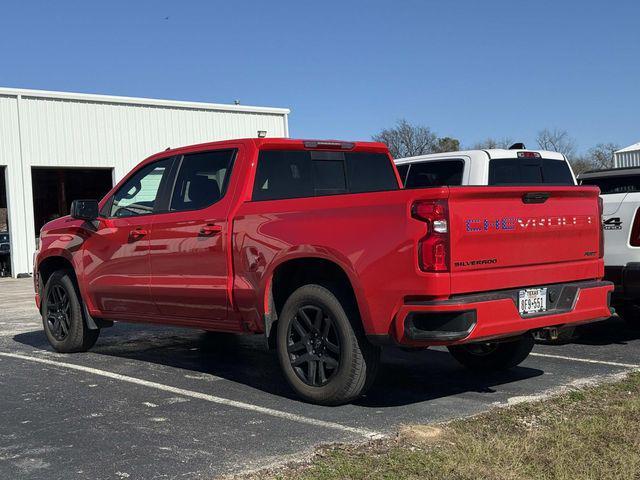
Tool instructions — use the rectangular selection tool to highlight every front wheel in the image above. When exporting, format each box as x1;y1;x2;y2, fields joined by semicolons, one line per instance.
447;334;534;372
276;284;380;405
42;270;100;353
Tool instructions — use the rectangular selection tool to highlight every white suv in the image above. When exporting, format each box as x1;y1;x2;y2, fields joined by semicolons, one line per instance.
578;167;640;326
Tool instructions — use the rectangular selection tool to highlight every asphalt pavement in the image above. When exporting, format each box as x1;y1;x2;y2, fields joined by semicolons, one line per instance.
1;277;639;479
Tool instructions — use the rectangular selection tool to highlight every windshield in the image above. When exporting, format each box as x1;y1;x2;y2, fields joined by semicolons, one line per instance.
489;158;574;185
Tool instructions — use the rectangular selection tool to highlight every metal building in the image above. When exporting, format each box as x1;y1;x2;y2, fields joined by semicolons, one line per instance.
614;142;640;167
0;87;290;277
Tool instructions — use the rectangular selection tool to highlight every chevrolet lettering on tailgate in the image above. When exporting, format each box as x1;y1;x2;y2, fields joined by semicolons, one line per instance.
465;216;594;232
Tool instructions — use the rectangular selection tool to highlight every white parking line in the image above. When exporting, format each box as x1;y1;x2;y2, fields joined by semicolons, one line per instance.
0;351;383;440
530;352;640;369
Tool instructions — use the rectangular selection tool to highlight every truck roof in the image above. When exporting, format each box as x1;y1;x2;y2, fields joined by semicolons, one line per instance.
577;166;640;179
394;148;566;165
159;138;388;157
138;138;390;168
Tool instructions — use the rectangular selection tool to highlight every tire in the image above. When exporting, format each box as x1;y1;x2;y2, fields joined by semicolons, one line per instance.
447;334;534;372
276;284;380;405
42;270;100;353
617;302;640;328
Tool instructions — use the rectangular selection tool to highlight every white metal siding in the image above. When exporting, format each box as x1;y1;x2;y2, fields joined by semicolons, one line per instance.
0;95;31;275
0;88;289;277
615;150;640;168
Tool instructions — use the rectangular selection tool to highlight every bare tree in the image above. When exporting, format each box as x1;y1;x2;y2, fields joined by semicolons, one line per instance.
471;137;514;150
536;128;576;159
567;155;594;175
372;119;438;158
585;143;619;169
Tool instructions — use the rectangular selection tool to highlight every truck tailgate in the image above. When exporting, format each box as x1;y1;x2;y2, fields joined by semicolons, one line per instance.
447;186;602;294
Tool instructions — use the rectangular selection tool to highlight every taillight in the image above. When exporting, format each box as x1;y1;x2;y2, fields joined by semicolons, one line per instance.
630;206;640;247
412;199;449;272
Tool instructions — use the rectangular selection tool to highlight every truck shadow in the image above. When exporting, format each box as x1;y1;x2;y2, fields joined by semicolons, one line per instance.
13;324;545;407
563;315;640;346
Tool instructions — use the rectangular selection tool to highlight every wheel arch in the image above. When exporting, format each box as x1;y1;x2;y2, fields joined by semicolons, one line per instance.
36;254;105;330
264;254;371;349
38;254;77;292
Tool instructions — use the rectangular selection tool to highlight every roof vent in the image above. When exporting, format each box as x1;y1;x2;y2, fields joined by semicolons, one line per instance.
509;143;526;150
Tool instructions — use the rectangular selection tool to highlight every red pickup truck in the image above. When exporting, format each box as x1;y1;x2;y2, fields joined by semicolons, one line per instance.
34;138;613;404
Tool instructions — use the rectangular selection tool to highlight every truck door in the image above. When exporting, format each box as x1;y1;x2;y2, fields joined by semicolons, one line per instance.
82;157;174;315
148;148;237;327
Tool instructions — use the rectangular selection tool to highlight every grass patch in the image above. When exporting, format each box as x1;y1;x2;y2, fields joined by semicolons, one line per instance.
246;372;640;480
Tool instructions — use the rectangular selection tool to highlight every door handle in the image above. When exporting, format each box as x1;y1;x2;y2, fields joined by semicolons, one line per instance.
199;224;222;236
128;228;148;240
522;192;550;204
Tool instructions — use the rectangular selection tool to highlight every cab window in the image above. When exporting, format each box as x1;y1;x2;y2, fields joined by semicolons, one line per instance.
109;158;172;218
489;158;574;185
404;160;464;188
169;150;236;212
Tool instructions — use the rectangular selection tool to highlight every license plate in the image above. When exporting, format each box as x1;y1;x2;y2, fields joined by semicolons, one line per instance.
518;287;547;315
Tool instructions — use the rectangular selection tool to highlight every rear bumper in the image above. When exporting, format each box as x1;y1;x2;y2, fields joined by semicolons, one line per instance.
389;280;613;346
605;264;640;302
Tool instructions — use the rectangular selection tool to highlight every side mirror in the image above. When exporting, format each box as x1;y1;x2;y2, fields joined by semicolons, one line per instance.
70;199;99;221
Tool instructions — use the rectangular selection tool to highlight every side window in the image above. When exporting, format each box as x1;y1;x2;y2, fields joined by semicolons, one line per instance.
170;150;235;212
405;160;464;188
395;164;410;185
110;158;172;218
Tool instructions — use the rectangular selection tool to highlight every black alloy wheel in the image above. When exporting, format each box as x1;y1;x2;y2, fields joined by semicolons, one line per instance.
46;284;71;341
42;270;100;353
287;304;341;386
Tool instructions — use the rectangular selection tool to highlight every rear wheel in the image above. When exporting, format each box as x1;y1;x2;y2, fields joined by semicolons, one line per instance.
276;284;380;405
447;334;534;372
617;301;640;329
42;270;99;353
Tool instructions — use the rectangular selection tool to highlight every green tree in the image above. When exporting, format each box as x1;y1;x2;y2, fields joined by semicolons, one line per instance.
433;137;460;153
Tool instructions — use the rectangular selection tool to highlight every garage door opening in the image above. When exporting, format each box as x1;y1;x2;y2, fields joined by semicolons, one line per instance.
0;167;9;277
31;168;113;234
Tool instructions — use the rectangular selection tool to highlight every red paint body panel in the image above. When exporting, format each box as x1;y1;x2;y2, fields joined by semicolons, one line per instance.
394;283;612;346
34;138;611;347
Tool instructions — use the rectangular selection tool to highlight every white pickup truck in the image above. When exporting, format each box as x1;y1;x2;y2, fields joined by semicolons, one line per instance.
395;145;576;188
578;167;640;326
395;145;584;341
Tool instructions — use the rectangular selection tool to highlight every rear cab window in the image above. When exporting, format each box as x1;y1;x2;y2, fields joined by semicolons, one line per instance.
402;160;464;188
252;149;398;201
580;175;640;194
489;158;574;185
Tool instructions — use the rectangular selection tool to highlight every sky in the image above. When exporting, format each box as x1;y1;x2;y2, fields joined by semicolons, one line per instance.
1;0;639;153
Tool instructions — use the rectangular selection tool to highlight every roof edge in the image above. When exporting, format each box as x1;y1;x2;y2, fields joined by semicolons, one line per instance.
0;86;290;115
